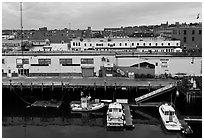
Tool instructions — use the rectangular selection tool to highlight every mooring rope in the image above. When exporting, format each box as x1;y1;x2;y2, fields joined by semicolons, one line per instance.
10;86;32;105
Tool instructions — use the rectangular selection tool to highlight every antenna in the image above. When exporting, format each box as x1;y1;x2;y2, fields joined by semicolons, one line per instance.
20;2;24;76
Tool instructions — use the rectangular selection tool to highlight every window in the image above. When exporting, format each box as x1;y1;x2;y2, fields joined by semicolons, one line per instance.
132;43;134;46
2;59;5;64
155;43;158;46
149;43;151;46
137;43;139;46
81;58;94;64
125;43;127;46
59;58;72;64
161;61;168;68
101;57;106;62
199;30;201;35
143;43;145;46
192;30;195;34
184;30;187;35
176;43;179;46
84;43;86;46
108;43;110;46
184;37;187;43
155;62;158;66
119;43;122;46
90;43;92;46
22;59;29;64
38;59;51;65
78;42;80;46
192;37;195;41
8;70;11;73
168;43;170;46
161;43;164;46
73;42;75;46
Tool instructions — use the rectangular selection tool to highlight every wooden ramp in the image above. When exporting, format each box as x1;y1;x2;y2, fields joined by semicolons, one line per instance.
135;84;175;104
31;100;63;108
122;104;134;129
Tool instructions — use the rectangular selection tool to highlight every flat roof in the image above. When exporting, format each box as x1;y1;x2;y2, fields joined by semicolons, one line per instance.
71;37;180;42
109;102;122;109
161;104;175;112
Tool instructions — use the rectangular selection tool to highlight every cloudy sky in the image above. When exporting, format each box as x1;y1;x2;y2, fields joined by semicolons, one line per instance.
2;2;202;30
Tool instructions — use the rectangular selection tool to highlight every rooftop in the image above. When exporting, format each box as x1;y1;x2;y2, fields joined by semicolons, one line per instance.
71;37;179;42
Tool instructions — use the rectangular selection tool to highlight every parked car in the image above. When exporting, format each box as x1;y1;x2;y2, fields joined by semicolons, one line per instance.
171;73;189;79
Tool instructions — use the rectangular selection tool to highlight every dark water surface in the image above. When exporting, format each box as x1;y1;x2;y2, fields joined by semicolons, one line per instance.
2;87;202;138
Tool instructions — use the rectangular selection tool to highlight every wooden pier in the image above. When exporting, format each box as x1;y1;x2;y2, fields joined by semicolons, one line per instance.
184;116;202;122
122;104;134;129
2;77;177;88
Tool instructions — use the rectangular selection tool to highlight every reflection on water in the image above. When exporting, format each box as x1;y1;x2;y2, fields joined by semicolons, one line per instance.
2;105;187;138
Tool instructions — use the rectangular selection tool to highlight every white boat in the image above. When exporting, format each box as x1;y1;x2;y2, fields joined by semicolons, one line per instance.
159;103;182;131
107;102;125;127
70;96;105;112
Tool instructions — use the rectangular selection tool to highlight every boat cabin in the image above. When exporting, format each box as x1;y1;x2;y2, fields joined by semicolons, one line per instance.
107;102;123;118
160;104;175;116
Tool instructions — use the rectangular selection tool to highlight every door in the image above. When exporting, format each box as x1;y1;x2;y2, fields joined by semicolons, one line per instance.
82;67;94;77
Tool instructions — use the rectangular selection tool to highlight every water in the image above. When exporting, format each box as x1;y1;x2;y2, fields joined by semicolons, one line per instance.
2;87;202;138
3;104;201;138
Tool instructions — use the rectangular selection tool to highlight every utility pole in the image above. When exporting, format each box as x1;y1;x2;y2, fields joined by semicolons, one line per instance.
20;2;24;76
20;2;23;51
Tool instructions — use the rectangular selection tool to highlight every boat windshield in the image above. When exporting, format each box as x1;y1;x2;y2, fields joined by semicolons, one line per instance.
109;108;121;112
169;111;175;115
164;111;175;115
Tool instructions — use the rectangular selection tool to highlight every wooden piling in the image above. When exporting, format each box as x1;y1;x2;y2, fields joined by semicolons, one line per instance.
9;81;12;91
20;83;23;92
94;82;96;91
41;83;44;99
51;83;54;91
30;83;33;92
104;81;106;92
61;82;64;92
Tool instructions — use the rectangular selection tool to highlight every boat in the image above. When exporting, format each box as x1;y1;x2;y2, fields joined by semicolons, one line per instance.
70;96;105;112
159;103;182;131
106;102;125;127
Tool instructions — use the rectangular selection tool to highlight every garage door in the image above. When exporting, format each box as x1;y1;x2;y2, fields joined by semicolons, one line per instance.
82;67;94;77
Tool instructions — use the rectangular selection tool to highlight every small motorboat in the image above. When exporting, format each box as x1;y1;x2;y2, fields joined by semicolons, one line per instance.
70;96;105;112
159;103;182;131
106;102;125;127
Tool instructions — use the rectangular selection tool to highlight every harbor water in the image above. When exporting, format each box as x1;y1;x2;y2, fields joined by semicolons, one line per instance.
2;85;202;138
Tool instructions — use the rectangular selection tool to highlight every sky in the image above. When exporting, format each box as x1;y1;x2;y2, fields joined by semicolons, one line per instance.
2;1;202;30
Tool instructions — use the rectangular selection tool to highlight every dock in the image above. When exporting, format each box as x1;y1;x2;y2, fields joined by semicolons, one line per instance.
30;100;63;108
122;104;134;129
184;116;202;122
2;77;176;88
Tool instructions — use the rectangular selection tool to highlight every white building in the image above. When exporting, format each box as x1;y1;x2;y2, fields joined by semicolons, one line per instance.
70;37;181;53
2;52;201;77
